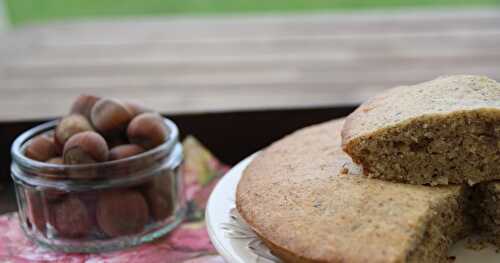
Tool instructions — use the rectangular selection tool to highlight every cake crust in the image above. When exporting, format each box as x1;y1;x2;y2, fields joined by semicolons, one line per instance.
236;119;471;263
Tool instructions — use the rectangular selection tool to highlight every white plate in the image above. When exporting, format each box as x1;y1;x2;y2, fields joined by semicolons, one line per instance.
206;153;500;263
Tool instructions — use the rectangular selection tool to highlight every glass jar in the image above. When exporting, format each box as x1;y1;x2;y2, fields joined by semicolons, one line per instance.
10;118;186;253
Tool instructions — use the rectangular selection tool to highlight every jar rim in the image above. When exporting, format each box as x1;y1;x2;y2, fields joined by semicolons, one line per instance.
11;117;181;189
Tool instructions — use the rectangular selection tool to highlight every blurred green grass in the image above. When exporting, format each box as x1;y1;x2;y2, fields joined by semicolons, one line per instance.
6;0;500;25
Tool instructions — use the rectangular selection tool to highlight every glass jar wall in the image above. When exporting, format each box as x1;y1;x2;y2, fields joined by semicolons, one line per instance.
11;119;186;253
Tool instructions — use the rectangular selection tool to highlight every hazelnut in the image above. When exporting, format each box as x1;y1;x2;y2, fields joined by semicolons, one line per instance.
123;102;150;117
91;99;134;135
145;188;173;221
127;113;169;150
25;134;58;162
46;157;63;165
78;192;99;227
25;189;47;232
142;174;174;221
46;132;63;155
55;114;93;147
42;157;71;180
109;144;145;161
70;94;100;120
42;187;67;202
50;196;91;238
96;190;149;237
63;131;109;164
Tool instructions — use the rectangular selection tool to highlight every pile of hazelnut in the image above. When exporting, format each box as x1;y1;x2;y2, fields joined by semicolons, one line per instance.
22;95;175;240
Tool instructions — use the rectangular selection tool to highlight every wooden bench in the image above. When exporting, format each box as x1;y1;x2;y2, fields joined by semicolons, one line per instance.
0;9;499;212
0;9;499;122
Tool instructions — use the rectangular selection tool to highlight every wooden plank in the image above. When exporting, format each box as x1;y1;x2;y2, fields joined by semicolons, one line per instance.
9;10;500;42
2;56;499;83
0;9;499;121
3;47;499;79
5;30;500;63
2;10;499;56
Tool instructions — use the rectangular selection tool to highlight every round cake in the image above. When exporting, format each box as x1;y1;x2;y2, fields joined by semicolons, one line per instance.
236;119;472;263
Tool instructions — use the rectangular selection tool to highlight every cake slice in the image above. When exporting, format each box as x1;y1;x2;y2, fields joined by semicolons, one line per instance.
237;119;473;263
342;75;500;185
473;181;500;246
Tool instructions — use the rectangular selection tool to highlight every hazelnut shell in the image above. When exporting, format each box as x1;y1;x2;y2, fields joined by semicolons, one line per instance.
96;190;149;237
127;113;169;150
25;189;47;232
47;132;63;156
55;114;93;147
109;144;145;161
50;196;91;238
145;188;173;221
91;99;134;135
142;174;174;220
70;95;100;120
46;157;63;165
42;188;67;202
123;102;150;117
63;131;109;164
25;134;58;162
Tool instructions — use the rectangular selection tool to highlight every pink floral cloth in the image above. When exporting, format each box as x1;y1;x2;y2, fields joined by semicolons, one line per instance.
0;136;228;263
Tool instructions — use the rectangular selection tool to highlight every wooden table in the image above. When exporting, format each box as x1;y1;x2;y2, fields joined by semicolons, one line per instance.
0;8;499;122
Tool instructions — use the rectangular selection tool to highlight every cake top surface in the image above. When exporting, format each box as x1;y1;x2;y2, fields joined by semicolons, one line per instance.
236;119;464;262
342;75;500;143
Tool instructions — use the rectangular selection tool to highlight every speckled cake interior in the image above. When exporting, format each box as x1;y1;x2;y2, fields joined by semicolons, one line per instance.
342;75;500;186
344;110;500;185
473;181;500;247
